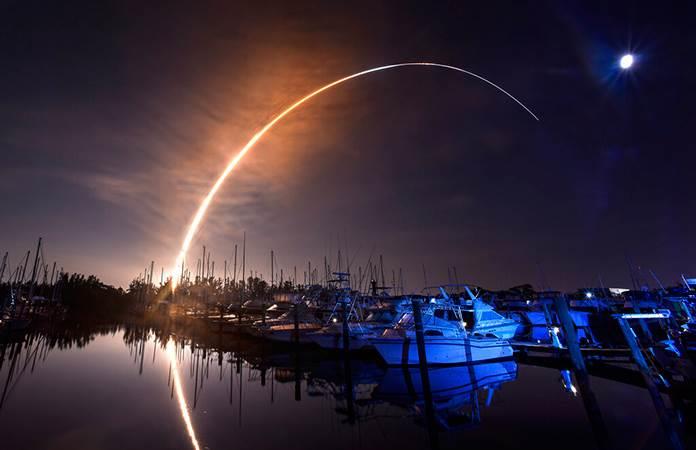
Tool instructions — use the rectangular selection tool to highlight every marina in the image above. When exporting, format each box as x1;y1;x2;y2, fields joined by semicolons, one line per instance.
1;241;695;449
2;2;695;448
0;317;693;450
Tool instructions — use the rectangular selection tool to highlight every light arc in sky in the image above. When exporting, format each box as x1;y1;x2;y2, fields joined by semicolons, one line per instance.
172;62;539;285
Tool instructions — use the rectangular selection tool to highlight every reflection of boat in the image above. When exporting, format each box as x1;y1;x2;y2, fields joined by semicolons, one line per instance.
374;360;518;429
0;317;31;333
371;302;513;365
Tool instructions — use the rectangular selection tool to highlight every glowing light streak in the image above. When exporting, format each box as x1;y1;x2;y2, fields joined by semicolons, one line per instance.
171;62;539;285
167;342;201;450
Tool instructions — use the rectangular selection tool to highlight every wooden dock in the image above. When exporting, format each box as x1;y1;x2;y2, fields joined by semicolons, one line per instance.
511;340;632;361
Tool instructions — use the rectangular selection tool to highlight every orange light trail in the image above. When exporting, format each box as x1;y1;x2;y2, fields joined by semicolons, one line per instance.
167;342;201;450
171;62;538;285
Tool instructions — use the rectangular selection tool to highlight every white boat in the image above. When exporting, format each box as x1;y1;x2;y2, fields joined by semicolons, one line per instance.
251;303;323;343
370;302;513;365
308;322;384;350
308;298;412;350
257;322;324;343
461;299;520;339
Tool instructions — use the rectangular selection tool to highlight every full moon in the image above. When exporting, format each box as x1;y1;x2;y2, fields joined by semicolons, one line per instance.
619;53;634;69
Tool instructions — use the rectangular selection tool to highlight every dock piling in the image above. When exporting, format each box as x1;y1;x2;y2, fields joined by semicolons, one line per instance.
616;316;683;450
554;295;610;449
342;300;350;352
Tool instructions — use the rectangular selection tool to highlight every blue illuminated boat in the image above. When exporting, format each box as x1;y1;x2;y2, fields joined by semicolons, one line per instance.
461;298;521;339
370;302;513;365
307;296;413;350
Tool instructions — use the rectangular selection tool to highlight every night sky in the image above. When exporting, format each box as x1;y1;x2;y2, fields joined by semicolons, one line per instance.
1;1;695;291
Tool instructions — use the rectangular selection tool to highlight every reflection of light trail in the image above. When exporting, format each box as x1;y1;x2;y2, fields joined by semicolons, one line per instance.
171;62;539;285
167;342;201;450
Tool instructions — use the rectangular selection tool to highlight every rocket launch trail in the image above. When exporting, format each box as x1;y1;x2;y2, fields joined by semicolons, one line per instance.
171;62;539;285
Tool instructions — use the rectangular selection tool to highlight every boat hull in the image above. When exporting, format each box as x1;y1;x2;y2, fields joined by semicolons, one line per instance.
473;322;520;339
370;336;512;366
307;331;373;350
254;324;323;344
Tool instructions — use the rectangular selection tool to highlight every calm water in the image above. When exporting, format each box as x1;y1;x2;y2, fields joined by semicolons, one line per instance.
0;323;691;450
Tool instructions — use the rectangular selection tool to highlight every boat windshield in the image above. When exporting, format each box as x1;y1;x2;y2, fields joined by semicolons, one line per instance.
365;309;395;323
460;310;474;327
396;313;414;327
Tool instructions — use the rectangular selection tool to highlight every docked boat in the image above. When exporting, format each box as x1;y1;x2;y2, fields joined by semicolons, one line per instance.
438;285;521;339
370;301;513;365
461;298;521;339
307;297;412;350
251;302;323;343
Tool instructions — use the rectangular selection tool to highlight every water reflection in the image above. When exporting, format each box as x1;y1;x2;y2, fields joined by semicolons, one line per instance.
167;341;201;450
375;361;517;430
0;321;692;450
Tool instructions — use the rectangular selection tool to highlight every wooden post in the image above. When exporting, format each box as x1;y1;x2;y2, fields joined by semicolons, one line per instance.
411;299;428;367
342;301;350;352
553;295;585;372
341;292;356;425
617;318;683;450
411;298;438;448
554;295;609;449
293;303;300;345
541;301;562;349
